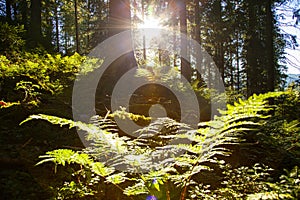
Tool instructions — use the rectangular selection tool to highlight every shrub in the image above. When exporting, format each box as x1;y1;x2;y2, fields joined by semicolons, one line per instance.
0;53;85;105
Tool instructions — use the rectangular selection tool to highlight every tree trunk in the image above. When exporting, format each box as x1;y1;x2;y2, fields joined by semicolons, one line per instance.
54;0;60;52
96;0;137;117
44;0;53;51
86;0;91;51
74;0;80;53
20;0;28;30
142;0;146;60
236;30;240;91
194;0;201;75
194;0;206;87
108;0;131;37
29;0;42;48
214;0;225;81
266;0;275;92
178;0;192;82
5;0;12;23
246;0;259;97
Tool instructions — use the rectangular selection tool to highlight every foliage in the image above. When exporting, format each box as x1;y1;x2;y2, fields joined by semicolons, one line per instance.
0;52;85;105
15;81;41;106
20;91;290;199
275;86;300;122
258;89;300;159
190;164;300;200
109;106;151;122
0;22;25;56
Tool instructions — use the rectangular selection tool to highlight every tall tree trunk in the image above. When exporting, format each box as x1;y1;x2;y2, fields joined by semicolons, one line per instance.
169;0;177;67
108;0;131;37
29;0;42;48
194;0;201;80
44;0;53;51
96;0;137;117
214;0;225;81
246;0;259;97
86;0;91;51
5;0;12;23
178;0;192;82
142;0;147;60
194;0;206;87
230;45;234;88
266;0;275;92
236;30;240;91
20;0;28;30
54;0;60;52
74;0;80;53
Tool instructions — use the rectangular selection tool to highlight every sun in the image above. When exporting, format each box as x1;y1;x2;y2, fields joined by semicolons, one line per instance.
138;17;163;29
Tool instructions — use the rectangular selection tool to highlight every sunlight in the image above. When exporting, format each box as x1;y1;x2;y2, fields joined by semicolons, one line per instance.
137;17;163;29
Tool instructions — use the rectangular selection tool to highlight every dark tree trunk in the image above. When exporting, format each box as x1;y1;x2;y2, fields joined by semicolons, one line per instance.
236;30;240;91
5;0;12;23
214;0;225;81
20;0;28;30
142;0;146;60
266;0;275;92
54;0;60;52
96;0;137;117
86;0;91;51
178;0;192;82
29;0;42;48
44;0;53;51
108;0;131;37
74;0;80;53
194;0;206;86
246;0;259;97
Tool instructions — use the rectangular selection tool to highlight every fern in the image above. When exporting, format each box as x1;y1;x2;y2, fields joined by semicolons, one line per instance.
21;91;287;199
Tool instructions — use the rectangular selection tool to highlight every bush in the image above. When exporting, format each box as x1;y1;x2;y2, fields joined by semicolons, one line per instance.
0;22;25;56
0;53;85;105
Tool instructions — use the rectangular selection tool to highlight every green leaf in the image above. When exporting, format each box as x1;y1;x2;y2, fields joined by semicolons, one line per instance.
106;173;127;184
90;162;114;177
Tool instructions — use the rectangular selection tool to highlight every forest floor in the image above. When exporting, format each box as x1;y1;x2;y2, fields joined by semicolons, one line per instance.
0;87;83;199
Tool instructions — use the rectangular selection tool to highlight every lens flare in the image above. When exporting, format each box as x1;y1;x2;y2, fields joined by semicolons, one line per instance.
138;17;162;29
146;195;157;200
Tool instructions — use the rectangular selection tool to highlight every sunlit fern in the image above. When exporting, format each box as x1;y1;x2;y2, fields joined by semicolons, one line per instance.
21;91;287;199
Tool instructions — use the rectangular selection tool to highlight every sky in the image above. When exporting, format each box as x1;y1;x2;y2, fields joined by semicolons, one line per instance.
276;0;300;74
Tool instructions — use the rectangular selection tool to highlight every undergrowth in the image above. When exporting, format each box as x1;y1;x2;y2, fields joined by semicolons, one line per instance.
20;91;300;199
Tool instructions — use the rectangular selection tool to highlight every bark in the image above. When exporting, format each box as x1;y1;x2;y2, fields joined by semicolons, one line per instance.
236;30;240;91
44;0;53;50
5;0;12;23
54;0;60;52
246;0;259;97
74;0;80;53
86;0;91;51
266;0;275;92
214;0;225;81
20;0;28;30
29;0;42;47
178;0;192;82
96;0;137;117
108;0;131;37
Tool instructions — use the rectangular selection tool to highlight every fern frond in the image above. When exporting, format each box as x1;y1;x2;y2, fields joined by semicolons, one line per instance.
36;149;92;166
89;115;119;134
26;91;288;199
123;180;149;196
36;149;115;178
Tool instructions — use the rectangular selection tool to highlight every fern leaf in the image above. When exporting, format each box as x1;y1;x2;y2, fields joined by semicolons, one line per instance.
90;162;114;177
